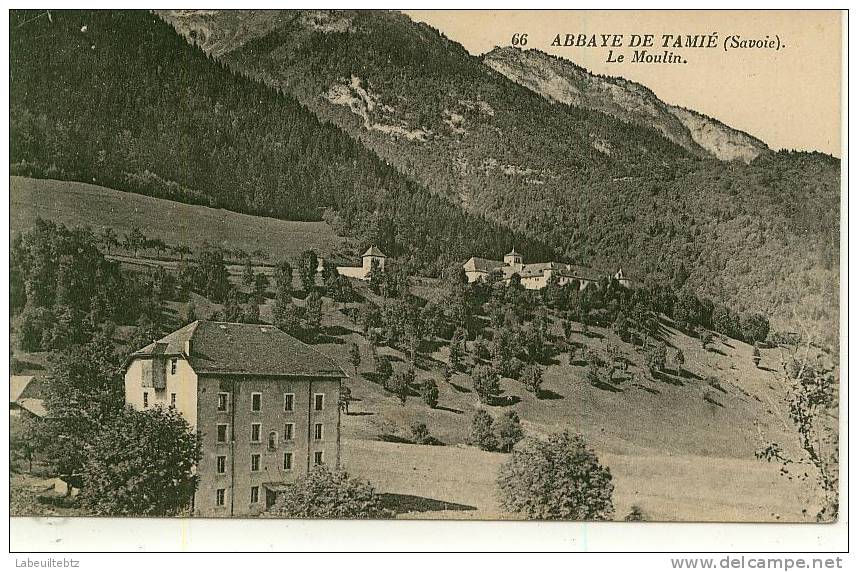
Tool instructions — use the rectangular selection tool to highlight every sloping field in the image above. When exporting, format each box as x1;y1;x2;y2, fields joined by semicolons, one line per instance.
341;439;812;522
10;177;342;258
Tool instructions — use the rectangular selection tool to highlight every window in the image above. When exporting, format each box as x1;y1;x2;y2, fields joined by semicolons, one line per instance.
283;452;293;470
216;489;225;507
314;423;323;441
283;393;295;412
251;392;261;412
170;393;177;407
314;393;325;411
217;392;229;412
268;431;277;451
216;455;226;474
143;391;149;408
217;424;228;443
314;451;324;466
251;423;261;443
251;454;260;472
170;358;177;375
284;423;295;441
250;486;259;504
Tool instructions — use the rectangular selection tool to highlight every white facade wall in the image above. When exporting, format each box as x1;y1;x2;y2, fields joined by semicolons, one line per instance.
336;266;369;280
124;357;199;429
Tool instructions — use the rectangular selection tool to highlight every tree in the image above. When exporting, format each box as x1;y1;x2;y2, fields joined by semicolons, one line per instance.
196;247;231;302
38;335;125;477
586;362;602;387
273;291;302;337
253;272;270;301
184;300;197;324
522;364;543;396
495;411;524;453
470;410;497;451
81;406;200;516
376;355;393;387
388;368;413;405
97;227;119;254
349;343;362;375
419;378;439;409
297;250;318;293
274;261;293;295
472;364;501;404
612;311;629;341
673;348;685;374
497;431;614;520
123;226;146;258
752;345;762;367
756;348;838;521
741;313;770;344
338;384;352;414
410;421;434;445
265;465;390;519
646;341;667;374
449;327;466;372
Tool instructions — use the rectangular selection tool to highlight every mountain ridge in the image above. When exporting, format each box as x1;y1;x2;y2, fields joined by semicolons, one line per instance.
482;46;770;163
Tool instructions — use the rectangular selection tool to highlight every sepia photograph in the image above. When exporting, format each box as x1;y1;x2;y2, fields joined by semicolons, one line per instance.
5;4;846;554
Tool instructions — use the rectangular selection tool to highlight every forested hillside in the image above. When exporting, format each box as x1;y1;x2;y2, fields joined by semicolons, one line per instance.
162;9;840;344
9;10;555;275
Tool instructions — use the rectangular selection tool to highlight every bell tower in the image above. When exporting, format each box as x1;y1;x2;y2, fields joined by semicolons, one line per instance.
504;248;523;272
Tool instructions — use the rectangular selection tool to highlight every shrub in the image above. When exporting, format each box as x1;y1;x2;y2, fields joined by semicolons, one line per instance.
419;378;439;408
624;504;646;521
497;431;614;520
470;409;497;451
265;465;391;518
521;364;543;395
472;364;501;404
495;411;524;453
410;421;434;445
388;369;413;405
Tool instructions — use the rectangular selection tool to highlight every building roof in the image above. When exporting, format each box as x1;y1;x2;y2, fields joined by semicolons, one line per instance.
128;321;346;379
505;248;520;257
464;256;504;273
362;246;386;258
10;375;37;402
16;398;47;418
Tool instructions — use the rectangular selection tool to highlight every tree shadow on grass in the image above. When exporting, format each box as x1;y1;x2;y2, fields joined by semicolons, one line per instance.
435;405;464;414
632;383;660;395
652;370;685;386
590;380;623;393
449;382;472;394
492;395;521;407
345;411;375;416
305;333;345;345
537;389;564;400
378;493;477;515
321;325;359;337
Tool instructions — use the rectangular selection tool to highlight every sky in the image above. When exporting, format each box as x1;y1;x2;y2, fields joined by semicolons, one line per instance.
405;10;842;156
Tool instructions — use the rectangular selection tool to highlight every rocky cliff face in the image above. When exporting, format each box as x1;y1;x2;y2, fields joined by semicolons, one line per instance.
483;46;769;163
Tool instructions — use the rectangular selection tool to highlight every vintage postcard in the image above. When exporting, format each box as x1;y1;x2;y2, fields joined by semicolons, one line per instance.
7;7;843;538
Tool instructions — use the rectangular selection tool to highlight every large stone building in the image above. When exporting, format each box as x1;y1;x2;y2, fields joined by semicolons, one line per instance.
463;249;630;290
336;245;386;280
123;321;347;517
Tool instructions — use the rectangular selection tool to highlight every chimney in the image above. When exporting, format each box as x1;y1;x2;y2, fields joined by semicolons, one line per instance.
184;339;192;356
